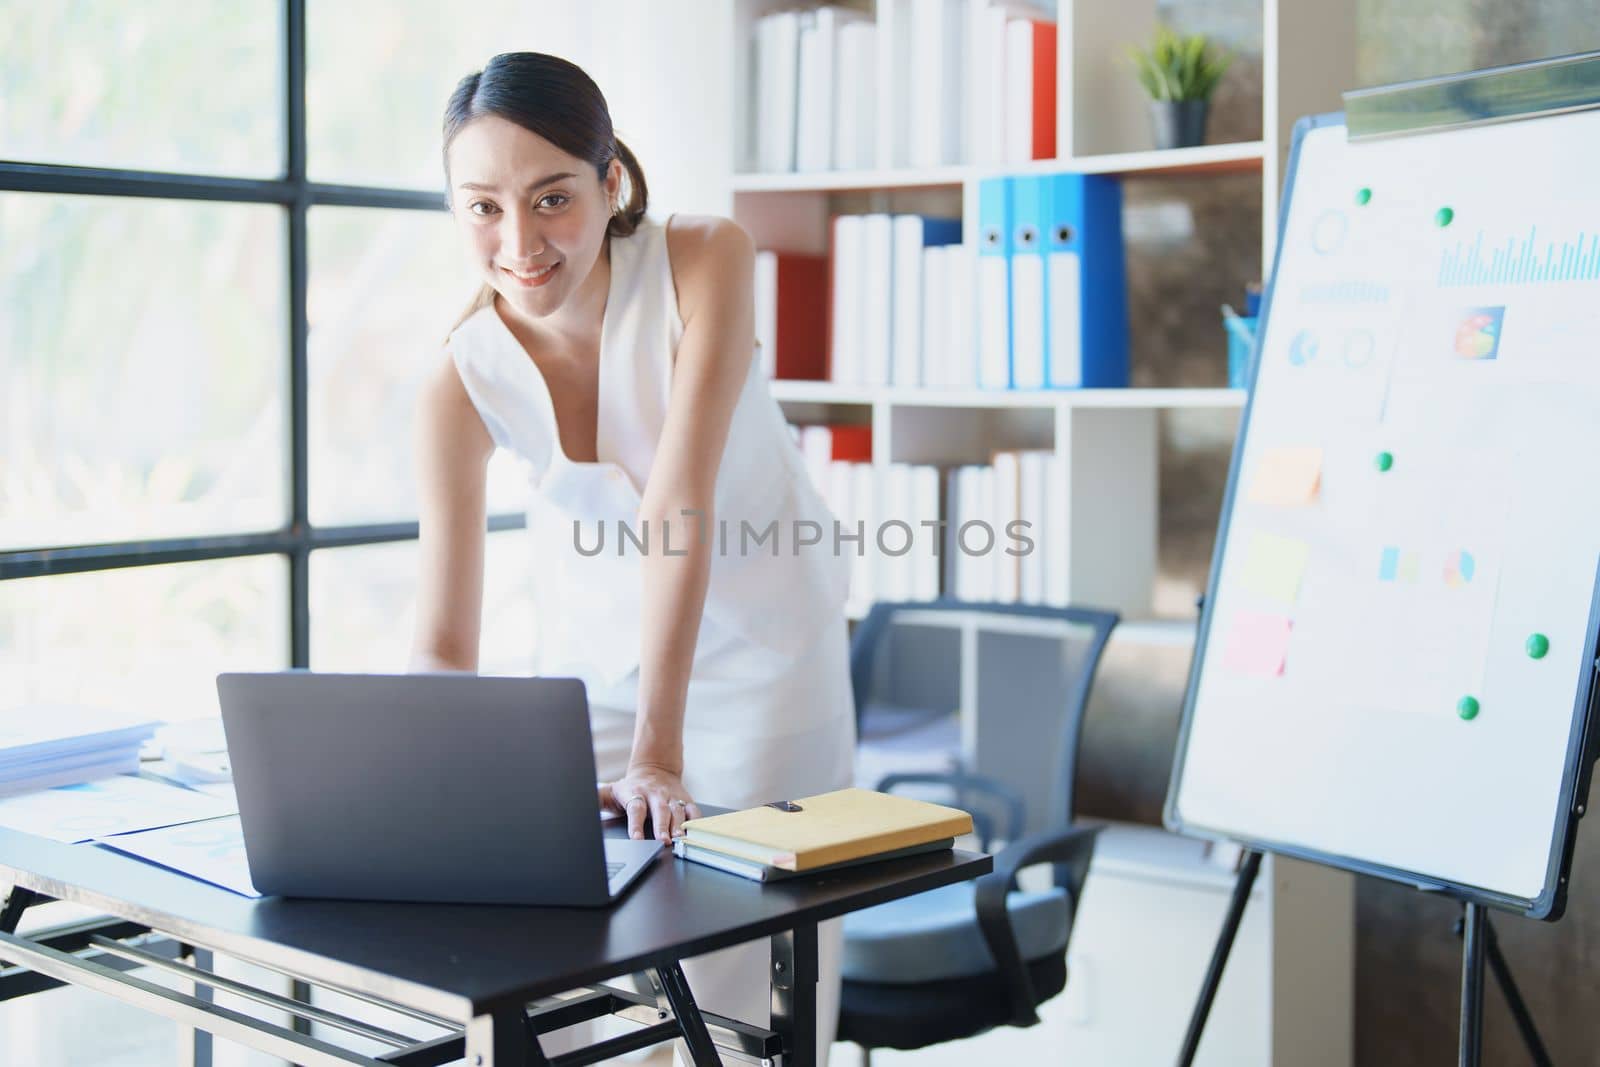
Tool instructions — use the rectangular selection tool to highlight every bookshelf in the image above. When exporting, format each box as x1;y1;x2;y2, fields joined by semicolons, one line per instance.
716;7;1359;1062
727;0;1355;637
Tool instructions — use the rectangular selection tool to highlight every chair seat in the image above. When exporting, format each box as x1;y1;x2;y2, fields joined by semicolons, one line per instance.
839;953;1069;1051
841;881;1072;984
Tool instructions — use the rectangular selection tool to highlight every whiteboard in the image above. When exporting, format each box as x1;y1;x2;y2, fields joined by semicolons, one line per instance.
1168;110;1600;914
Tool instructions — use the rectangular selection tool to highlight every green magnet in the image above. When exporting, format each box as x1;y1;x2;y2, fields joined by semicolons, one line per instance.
1527;633;1550;659
1355;187;1372;206
1457;696;1480;720
1435;206;1455;227
1375;451;1394;472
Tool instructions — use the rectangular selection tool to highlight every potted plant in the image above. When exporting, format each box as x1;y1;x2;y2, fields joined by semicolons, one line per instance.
1128;25;1233;150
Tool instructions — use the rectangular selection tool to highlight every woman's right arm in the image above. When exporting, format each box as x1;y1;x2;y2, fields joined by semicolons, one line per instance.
410;352;495;673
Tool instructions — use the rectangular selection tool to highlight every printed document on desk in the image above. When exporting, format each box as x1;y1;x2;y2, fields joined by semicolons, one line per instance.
96;815;260;898
0;774;237;843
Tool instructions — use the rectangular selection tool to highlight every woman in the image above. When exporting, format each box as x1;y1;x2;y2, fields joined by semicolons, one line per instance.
410;52;855;1057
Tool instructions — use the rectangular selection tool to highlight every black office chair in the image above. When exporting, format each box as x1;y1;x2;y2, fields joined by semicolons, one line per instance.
837;600;1118;1064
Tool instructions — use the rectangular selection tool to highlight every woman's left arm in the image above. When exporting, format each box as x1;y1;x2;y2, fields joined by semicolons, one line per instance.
606;216;756;842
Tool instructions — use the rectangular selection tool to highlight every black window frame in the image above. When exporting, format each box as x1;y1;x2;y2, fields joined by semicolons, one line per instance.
0;0;524;667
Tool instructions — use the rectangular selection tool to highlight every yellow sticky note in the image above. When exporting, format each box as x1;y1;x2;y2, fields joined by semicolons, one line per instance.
1247;446;1322;507
1239;531;1310;605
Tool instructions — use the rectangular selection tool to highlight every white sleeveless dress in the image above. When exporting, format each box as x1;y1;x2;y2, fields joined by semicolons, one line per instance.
447;215;854;1058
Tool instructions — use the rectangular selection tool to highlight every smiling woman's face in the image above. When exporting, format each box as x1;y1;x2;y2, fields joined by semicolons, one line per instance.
446;114;621;322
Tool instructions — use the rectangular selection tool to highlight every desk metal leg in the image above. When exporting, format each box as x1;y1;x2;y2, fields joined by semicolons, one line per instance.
465;1006;541;1067
772;924;819;1067
0;886;44;934
187;946;214;1067
294;978;315;1037
654;962;722;1066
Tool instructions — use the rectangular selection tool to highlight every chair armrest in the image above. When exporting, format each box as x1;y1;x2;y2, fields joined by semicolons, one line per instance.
876;771;1026;850
973;824;1103;1027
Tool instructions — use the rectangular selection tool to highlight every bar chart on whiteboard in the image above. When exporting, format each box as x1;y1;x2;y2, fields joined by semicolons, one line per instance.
1438;226;1600;286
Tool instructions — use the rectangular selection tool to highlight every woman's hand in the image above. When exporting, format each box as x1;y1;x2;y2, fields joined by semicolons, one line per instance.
600;762;703;841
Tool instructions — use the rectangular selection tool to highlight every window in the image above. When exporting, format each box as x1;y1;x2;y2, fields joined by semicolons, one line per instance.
0;3;536;718
305;1;547;188
1;194;289;549
0;2;283;176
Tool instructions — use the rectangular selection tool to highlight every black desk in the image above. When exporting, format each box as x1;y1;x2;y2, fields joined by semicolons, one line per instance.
0;819;989;1066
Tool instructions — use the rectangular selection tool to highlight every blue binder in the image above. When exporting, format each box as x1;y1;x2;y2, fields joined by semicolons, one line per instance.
1008;175;1047;390
1044;173;1128;388
976;177;1012;390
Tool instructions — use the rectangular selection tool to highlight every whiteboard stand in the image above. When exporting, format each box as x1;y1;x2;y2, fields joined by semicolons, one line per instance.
1175;856;1554;1067
1455;904;1553;1066
1175;848;1261;1067
1165;51;1600;1067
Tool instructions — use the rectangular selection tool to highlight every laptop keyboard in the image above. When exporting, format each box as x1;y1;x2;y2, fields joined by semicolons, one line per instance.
606;861;625;879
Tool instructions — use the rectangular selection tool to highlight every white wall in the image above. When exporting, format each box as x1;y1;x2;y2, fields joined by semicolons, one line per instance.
539;1;735;219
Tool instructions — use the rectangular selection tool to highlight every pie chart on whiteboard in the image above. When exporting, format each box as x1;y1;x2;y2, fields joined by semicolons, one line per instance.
1453;307;1505;360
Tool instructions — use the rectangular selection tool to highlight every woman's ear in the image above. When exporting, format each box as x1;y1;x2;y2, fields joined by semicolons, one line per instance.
607;158;625;208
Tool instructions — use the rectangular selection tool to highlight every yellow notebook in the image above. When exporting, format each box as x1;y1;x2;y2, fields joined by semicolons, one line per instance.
681;788;973;872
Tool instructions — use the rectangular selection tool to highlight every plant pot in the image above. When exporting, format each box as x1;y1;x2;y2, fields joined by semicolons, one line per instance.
1149;99;1209;150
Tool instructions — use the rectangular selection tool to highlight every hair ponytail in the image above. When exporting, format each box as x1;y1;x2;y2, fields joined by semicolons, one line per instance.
607;137;649;238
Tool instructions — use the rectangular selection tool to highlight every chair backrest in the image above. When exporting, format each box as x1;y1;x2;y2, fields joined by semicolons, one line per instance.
850;599;1119;835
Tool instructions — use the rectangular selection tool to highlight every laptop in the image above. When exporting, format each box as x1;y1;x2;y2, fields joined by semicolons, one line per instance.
215;672;662;906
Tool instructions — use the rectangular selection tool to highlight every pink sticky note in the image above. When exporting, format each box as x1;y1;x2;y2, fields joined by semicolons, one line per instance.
1222;611;1293;677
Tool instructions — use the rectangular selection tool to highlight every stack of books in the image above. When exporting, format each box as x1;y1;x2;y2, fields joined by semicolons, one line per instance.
750;1;1058;173
827;213;963;388
0;706;159;798
813;184;1128;393
674;787;973;882
944;450;1070;606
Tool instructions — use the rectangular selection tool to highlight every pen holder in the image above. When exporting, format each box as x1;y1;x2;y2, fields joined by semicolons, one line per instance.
1222;310;1258;389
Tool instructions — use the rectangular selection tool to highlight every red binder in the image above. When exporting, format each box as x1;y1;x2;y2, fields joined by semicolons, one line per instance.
772;253;829;380
1026;20;1057;161
827;425;872;462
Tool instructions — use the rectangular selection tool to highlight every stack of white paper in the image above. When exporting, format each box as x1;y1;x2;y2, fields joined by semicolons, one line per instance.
0;706;159;798
0;774;237;844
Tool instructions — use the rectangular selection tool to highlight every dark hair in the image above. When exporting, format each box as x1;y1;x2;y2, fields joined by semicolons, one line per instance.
443;52;648;236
